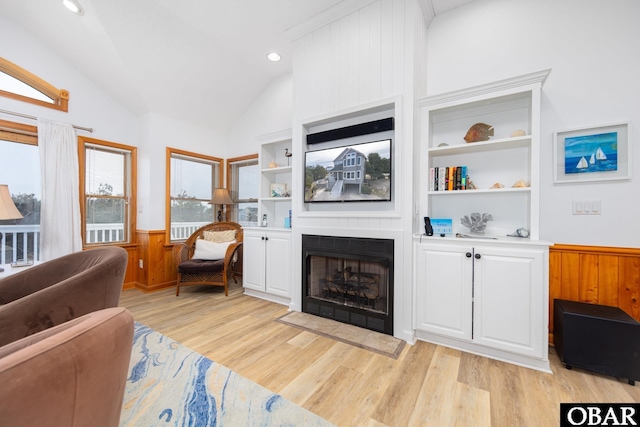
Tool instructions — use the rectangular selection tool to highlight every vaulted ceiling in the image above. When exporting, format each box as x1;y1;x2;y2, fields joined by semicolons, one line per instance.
1;0;474;133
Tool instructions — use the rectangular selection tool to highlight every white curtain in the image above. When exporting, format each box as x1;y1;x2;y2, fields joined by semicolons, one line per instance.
37;118;83;261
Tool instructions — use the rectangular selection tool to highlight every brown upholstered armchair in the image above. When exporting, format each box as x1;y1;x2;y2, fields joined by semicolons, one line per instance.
0;307;134;426
172;222;243;296
0;246;128;347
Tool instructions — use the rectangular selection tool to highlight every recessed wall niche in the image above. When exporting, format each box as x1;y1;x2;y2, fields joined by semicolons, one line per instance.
298;99;399;218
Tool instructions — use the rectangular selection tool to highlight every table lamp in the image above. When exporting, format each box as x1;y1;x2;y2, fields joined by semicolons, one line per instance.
210;188;233;222
0;185;23;272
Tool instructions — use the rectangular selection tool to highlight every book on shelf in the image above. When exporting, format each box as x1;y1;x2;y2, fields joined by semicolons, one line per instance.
429;165;468;191
429;168;435;191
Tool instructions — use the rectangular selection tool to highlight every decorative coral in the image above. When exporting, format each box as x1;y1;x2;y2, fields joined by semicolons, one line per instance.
460;212;493;234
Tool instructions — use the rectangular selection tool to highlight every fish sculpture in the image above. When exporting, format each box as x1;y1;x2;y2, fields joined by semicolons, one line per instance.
464;123;494;143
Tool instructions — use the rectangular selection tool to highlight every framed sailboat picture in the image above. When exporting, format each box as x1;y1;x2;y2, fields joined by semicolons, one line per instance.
553;122;631;183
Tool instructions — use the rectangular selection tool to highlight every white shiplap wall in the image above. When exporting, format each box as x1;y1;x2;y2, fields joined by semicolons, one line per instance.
291;0;409;118
287;0;427;342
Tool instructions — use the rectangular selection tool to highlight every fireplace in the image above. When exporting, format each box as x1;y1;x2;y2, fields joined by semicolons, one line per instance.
302;234;393;335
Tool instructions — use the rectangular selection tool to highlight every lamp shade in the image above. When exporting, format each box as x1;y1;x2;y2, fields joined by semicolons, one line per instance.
210;188;233;205
0;185;22;220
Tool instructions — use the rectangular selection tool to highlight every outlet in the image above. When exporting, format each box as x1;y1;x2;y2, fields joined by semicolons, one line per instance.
139;259;143;269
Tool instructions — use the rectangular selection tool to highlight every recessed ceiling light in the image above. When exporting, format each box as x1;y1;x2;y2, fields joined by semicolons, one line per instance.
267;52;281;62
62;0;84;15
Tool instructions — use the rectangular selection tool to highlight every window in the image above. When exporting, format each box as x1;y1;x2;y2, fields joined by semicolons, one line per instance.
227;155;258;227
346;152;356;166
0;57;69;112
167;148;222;242
79;137;136;246
0;123;41;263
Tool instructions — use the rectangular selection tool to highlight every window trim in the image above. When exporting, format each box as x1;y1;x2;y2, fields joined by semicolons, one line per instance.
166;147;223;243
78;136;137;247
0;119;38;145
226;154;258;224
0;57;69;112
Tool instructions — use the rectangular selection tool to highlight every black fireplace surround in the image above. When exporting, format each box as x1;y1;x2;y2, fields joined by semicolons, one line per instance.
302;234;394;335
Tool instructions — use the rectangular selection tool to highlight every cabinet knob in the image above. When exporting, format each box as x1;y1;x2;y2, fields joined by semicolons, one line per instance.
265;236;269;241
261;236;265;240
466;252;472;258
475;253;481;259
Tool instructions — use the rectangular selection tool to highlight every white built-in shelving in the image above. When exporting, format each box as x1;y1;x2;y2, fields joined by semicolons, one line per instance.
257;134;292;230
413;70;553;372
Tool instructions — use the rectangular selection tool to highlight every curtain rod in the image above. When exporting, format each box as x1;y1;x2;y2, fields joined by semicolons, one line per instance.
0;108;94;133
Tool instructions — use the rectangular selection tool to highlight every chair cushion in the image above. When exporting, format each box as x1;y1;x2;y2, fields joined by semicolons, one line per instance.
192;239;235;260
178;259;224;274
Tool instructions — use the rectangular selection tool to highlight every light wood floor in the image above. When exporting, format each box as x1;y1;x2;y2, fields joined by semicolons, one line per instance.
119;280;639;427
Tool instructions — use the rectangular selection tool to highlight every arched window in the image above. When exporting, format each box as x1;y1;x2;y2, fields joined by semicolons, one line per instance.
0;57;69;112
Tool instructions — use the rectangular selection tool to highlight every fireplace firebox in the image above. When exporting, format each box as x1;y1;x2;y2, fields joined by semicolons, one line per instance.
302;234;393;335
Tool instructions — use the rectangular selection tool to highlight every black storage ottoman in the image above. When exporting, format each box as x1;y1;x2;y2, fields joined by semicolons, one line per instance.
554;299;640;385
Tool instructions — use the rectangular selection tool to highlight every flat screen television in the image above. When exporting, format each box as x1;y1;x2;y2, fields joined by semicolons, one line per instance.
304;139;391;203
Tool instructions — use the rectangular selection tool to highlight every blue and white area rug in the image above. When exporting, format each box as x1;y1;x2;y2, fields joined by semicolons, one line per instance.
120;323;334;427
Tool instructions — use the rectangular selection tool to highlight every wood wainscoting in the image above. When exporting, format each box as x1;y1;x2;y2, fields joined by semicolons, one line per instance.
132;228;241;293
135;230;177;292
121;245;138;290
549;244;640;342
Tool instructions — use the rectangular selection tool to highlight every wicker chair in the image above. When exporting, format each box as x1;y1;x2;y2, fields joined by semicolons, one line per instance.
172;222;243;296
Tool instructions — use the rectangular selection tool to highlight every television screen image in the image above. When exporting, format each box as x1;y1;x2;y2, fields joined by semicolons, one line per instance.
304;139;391;203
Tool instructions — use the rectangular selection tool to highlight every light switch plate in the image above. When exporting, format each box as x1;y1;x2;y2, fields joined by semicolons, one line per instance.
573;201;584;214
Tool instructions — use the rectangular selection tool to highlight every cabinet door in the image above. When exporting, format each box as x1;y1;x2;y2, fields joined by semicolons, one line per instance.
264;232;291;298
415;243;473;340
473;245;544;358
242;232;266;291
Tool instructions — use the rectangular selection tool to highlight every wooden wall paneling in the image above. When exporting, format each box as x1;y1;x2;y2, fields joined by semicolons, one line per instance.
549;244;640;344
560;252;580;300
162;242;177;284
578;253;599;303
619;256;640;320
136;231;149;288
597;255;619;307
148;231;165;285
548;251;563;339
145;231;175;292
122;246;138;289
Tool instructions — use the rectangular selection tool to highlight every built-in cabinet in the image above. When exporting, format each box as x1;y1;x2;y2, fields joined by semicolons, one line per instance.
243;228;291;304
415;240;549;369
413;70;552;372
243;131;292;305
